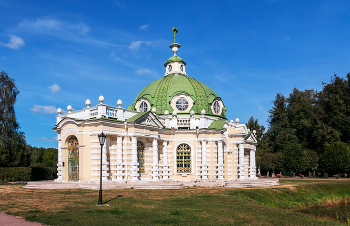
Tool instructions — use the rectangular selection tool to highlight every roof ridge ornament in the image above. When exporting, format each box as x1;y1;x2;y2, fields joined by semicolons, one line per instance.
172;27;178;43
170;27;180;56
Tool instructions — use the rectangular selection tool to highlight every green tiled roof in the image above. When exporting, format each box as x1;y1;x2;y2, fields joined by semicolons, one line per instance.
209;119;227;130
164;55;185;66
126;111;149;123
129;74;227;118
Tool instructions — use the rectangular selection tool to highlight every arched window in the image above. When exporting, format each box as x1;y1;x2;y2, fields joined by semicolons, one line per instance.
177;144;191;173
68;136;79;181
137;141;145;173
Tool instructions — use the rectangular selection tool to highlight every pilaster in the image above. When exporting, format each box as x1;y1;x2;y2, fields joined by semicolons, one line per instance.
162;141;169;179
131;136;139;181
239;144;245;179
202;140;208;179
152;138;159;181
217;140;224;179
55;137;63;182
115;136;124;181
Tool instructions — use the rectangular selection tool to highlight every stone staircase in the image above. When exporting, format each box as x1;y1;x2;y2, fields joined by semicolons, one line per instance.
23;179;279;190
132;183;184;189
224;179;279;188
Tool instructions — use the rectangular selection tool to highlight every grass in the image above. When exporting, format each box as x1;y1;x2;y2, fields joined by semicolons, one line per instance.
0;180;349;225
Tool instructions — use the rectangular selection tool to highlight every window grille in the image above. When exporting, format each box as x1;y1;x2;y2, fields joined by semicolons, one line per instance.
177;144;191;173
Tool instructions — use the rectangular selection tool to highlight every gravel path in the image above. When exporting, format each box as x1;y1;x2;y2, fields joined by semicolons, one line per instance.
0;213;45;226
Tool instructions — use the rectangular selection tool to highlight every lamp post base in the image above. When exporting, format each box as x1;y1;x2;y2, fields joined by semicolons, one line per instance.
98;190;102;205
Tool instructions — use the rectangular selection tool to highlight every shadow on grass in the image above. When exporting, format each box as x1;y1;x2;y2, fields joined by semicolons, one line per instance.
103;195;123;204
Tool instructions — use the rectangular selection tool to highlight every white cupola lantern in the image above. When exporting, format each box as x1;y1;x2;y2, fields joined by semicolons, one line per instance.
164;27;187;77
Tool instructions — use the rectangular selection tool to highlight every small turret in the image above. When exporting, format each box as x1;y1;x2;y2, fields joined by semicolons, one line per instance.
164;27;187;76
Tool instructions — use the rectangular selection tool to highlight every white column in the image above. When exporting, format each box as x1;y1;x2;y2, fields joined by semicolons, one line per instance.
116;136;123;181
162;141;168;180
102;138;109;181
217;140;224;179
131;136;139;181
250;149;256;178
55;137;63;182
152;138;159;181
202;140;208;179
239;144;245;179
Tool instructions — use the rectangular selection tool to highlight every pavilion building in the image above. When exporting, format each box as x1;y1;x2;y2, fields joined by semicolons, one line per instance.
54;30;258;183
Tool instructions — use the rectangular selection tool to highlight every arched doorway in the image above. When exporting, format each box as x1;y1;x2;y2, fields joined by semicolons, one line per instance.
68;136;79;181
137;141;145;173
176;143;191;173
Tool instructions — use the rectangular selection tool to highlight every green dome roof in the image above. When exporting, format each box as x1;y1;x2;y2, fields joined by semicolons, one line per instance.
129;75;226;118
164;55;185;66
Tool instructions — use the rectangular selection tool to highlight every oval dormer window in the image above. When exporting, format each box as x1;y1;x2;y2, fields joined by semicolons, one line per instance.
139;101;148;112
168;64;172;72
213;100;221;114
176;97;189;111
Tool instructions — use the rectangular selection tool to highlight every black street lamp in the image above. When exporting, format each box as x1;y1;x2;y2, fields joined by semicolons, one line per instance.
98;131;107;205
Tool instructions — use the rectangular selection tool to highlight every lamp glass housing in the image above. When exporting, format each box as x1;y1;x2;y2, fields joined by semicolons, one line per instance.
98;132;106;146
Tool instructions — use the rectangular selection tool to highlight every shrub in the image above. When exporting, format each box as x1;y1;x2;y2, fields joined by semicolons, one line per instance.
31;167;55;181
0;167;32;181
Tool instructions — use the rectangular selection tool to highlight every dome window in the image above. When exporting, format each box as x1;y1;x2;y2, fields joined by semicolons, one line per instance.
213;100;221;114
139;101;148;112
176;97;189;111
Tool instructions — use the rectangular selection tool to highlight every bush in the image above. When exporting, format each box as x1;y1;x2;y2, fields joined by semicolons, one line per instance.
0;167;32;181
31;167;55;181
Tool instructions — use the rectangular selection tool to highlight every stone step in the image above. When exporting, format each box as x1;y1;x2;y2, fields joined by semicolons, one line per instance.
133;184;184;189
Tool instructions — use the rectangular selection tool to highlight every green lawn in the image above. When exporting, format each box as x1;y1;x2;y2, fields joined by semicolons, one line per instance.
0;180;349;225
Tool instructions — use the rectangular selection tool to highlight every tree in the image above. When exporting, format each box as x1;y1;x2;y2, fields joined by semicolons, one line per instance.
43;148;58;166
246;116;265;142
282;143;307;172
305;150;319;172
318;74;350;145
260;153;276;173
0;71;27;167
320;142;350;174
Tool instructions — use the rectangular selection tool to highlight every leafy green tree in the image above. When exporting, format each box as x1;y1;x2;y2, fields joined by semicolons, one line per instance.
318;74;350;145
0;71;27;167
286;89;317;149
305;150;319;171
282;143;307;172
246;116;265;142
260;153;276;172
43;148;58;166
320;142;350;174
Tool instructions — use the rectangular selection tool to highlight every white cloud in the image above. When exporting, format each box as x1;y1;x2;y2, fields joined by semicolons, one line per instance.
0;35;25;49
140;24;148;30
136;69;151;74
18;18;90;35
283;36;291;41
129;41;151;50
31;105;57;114
40;137;57;142
48;84;61;93
0;56;7;60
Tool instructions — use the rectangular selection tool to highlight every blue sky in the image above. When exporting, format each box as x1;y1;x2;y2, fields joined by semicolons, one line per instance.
0;0;349;148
